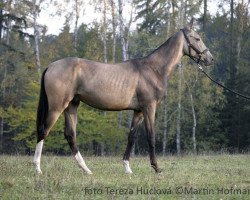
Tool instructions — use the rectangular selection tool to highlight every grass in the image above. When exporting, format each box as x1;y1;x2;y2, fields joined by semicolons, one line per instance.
1;154;250;199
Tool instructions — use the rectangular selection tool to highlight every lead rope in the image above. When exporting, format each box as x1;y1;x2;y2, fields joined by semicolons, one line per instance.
197;64;250;100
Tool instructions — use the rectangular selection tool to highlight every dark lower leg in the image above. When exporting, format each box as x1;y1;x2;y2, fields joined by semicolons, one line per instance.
64;104;78;155
147;134;160;173
143;103;161;173
123;133;136;161
123;111;143;161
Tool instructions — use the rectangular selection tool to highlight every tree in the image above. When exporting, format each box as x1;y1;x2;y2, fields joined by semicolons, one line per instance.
73;0;85;52
1;0;249;155
31;0;46;80
102;0;108;63
183;64;199;154
0;0;33;153
118;0;133;61
206;0;250;151
203;0;207;31
135;0;168;35
110;0;117;63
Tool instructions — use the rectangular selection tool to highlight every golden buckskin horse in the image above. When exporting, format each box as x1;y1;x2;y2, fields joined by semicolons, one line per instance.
33;25;213;174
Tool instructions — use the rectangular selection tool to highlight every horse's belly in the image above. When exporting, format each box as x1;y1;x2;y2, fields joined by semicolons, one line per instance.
78;89;136;111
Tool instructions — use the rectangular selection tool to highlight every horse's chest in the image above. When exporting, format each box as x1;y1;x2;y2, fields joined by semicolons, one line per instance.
153;83;166;102
137;76;166;105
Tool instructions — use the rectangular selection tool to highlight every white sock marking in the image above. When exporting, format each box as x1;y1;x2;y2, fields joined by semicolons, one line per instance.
74;151;93;174
123;160;133;174
33;140;44;174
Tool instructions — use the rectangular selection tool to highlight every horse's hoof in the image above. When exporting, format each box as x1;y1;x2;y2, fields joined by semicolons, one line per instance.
154;168;162;174
151;164;162;174
85;170;93;175
125;169;133;174
35;169;42;175
123;160;133;174
34;165;42;174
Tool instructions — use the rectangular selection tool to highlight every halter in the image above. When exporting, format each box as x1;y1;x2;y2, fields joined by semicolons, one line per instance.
181;29;209;64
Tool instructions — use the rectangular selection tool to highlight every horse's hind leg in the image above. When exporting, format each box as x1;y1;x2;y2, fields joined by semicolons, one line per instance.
64;100;92;174
34;111;61;174
123;111;143;173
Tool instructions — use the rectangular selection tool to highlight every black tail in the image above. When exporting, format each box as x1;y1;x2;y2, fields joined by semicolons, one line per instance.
36;68;48;142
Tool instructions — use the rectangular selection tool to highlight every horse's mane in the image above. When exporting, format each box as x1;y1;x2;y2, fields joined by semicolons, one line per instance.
147;35;173;57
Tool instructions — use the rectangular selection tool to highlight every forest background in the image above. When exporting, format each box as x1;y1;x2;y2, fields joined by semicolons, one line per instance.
0;0;249;156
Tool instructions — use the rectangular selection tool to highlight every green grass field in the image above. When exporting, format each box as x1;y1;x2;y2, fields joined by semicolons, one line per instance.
1;154;250;200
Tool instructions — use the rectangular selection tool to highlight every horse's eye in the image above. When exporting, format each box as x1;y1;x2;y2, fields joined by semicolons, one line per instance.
195;38;200;41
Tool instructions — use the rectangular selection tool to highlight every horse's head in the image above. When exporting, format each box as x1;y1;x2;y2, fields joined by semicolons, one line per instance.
181;27;214;66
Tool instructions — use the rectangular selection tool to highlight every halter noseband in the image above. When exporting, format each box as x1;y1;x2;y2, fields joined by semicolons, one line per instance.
181;29;209;64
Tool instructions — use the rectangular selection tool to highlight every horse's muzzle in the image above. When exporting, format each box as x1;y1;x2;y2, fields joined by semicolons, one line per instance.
203;51;214;66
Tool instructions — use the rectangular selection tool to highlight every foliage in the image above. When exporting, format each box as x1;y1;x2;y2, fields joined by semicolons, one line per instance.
135;0;169;34
0;0;249;155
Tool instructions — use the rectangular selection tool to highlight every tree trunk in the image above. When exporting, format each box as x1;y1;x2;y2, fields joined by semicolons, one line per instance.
171;0;176;31
0;117;3;152
0;0;3;41
184;69;198;155
6;13;10;47
0;13;10;152
179;0;184;28
124;4;133;60
103;0;108;63
0;65;7;152
127;111;134;155
118;0;127;61
100;142;105;156
190;93;197;154
100;112;107;156
230;0;235;84
162;101;168;156
176;64;182;156
33;0;41;80
235;1;245;64
228;0;238;151
110;0;116;63
74;0;80;53
203;0;207;31
0;69;6;153
234;1;246;150
166;2;171;36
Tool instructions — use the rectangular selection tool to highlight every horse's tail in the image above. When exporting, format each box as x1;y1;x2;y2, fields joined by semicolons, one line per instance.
36;68;48;143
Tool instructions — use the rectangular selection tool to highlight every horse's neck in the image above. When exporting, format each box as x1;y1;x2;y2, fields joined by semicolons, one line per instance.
144;32;184;79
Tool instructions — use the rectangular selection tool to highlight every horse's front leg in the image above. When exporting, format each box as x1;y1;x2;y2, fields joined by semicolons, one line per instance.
143;102;161;173
123;111;143;173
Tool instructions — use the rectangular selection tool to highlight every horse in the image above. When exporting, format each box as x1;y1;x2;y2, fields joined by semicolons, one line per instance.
33;25;213;175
